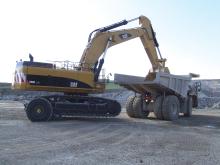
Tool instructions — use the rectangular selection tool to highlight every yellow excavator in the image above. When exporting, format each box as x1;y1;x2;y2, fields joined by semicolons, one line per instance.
12;15;170;121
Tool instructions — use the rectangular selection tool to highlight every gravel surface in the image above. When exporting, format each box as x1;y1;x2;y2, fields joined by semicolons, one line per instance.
1;101;220;165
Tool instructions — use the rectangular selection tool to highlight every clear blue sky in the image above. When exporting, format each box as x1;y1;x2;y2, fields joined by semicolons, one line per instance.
0;0;220;82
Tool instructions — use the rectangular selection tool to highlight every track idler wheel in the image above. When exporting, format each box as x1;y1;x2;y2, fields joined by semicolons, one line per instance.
107;100;121;116
26;98;53;122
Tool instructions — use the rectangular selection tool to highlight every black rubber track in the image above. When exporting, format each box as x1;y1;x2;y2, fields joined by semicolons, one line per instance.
45;95;121;117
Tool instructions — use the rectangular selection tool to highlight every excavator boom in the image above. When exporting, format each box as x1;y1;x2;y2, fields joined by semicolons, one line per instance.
80;16;168;74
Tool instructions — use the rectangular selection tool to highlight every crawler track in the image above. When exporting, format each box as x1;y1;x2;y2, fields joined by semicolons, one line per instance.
25;95;121;121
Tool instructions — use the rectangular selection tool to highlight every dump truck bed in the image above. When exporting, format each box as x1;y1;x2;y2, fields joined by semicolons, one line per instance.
114;72;192;98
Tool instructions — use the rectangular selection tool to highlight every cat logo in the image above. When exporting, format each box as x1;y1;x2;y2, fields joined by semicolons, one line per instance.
70;82;78;88
119;33;132;40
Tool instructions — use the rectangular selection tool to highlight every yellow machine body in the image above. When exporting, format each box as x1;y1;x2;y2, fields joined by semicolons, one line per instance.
12;61;105;94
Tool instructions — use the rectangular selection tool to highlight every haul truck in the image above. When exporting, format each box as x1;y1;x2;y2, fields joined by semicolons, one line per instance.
12;15;200;121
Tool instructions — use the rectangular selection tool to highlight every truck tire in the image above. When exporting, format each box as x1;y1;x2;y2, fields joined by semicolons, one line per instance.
184;96;192;117
26;98;53;122
154;96;163;120
133;96;149;118
125;95;136;117
192;95;198;107
162;95;180;121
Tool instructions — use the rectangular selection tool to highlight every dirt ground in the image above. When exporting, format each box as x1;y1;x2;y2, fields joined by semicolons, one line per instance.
1;101;220;165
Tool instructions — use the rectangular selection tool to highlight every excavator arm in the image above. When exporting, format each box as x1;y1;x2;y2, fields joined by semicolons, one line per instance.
80;16;169;79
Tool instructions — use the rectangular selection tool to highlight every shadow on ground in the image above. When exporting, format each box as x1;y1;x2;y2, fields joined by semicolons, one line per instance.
174;114;220;129
50;112;220;130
